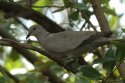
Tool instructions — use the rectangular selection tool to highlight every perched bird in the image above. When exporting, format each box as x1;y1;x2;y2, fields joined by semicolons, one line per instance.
26;25;107;62
26;25;96;51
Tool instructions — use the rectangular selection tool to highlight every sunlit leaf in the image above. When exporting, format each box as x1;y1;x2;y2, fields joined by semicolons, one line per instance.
33;0;52;11
109;16;118;31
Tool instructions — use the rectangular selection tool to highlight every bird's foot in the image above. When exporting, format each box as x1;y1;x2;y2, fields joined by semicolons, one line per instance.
62;56;76;66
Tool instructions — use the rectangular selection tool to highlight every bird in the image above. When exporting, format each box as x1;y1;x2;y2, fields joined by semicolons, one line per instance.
26;25;97;51
26;25;108;63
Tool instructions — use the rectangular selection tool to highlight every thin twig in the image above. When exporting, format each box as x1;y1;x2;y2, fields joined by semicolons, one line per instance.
0;1;65;32
25;5;65;8
0;38;76;73
0;65;19;83
102;58;125;83
29;0;32;6
80;21;87;31
14;18;28;30
81;11;97;32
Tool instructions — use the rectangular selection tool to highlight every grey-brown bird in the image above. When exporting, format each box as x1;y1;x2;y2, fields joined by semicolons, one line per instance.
26;25;108;61
26;25;96;52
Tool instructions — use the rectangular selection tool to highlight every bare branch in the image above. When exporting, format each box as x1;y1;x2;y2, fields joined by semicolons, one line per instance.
91;0;111;33
0;38;49;57
81;12;97;32
0;1;64;33
0;38;76;73
0;27;40;64
26;5;65;8
0;65;19;83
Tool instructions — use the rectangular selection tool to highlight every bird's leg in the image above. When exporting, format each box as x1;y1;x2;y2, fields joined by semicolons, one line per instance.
62;53;76;66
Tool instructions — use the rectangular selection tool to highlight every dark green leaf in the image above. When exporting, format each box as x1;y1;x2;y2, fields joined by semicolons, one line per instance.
75;78;92;83
84;0;109;4
84;0;90;4
122;28;125;32
112;40;125;61
73;3;87;10
9;49;19;61
81;10;93;19
100;0;109;4
63;0;71;7
78;65;102;79
17;72;43;83
103;6;116;16
103;60;116;73
105;46;116;57
93;57;115;64
116;47;125;61
103;46;116;72
69;11;79;20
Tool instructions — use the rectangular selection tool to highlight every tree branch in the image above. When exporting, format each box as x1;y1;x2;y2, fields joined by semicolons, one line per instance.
0;38;76;73
81;11;97;32
117;63;125;80
91;0;111;33
0;65;19;83
26;5;65;8
0;1;64;33
0;27;40;64
0;27;66;82
43;69;65;83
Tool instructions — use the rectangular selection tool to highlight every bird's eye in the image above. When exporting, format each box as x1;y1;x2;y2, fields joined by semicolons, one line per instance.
33;27;36;30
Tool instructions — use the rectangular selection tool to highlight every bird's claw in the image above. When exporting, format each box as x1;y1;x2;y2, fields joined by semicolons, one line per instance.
62;56;76;66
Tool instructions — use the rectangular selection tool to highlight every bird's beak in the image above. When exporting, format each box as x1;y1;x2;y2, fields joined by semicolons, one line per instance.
26;33;31;39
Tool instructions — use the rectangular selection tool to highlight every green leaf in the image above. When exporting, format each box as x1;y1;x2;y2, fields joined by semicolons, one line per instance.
105;46;116;57
18;72;44;83
100;0;109;4
84;0;90;4
33;0;52;11
103;46;116;73
93;57;115;64
78;65;102;79
9;49;19;61
73;3;87;10
109;16;118;31
122;28;125;33
69;11;79;20
84;0;109;4
75;78;92;83
112;40;125;61
63;0;72;7
103;6;116;16
116;47;125;61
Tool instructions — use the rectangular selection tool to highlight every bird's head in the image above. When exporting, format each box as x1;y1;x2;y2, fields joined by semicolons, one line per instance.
26;25;46;39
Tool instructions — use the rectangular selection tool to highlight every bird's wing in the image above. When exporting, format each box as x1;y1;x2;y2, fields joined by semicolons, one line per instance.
43;31;96;52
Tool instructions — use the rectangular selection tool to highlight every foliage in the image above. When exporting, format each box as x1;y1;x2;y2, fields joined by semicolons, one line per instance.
0;0;124;83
